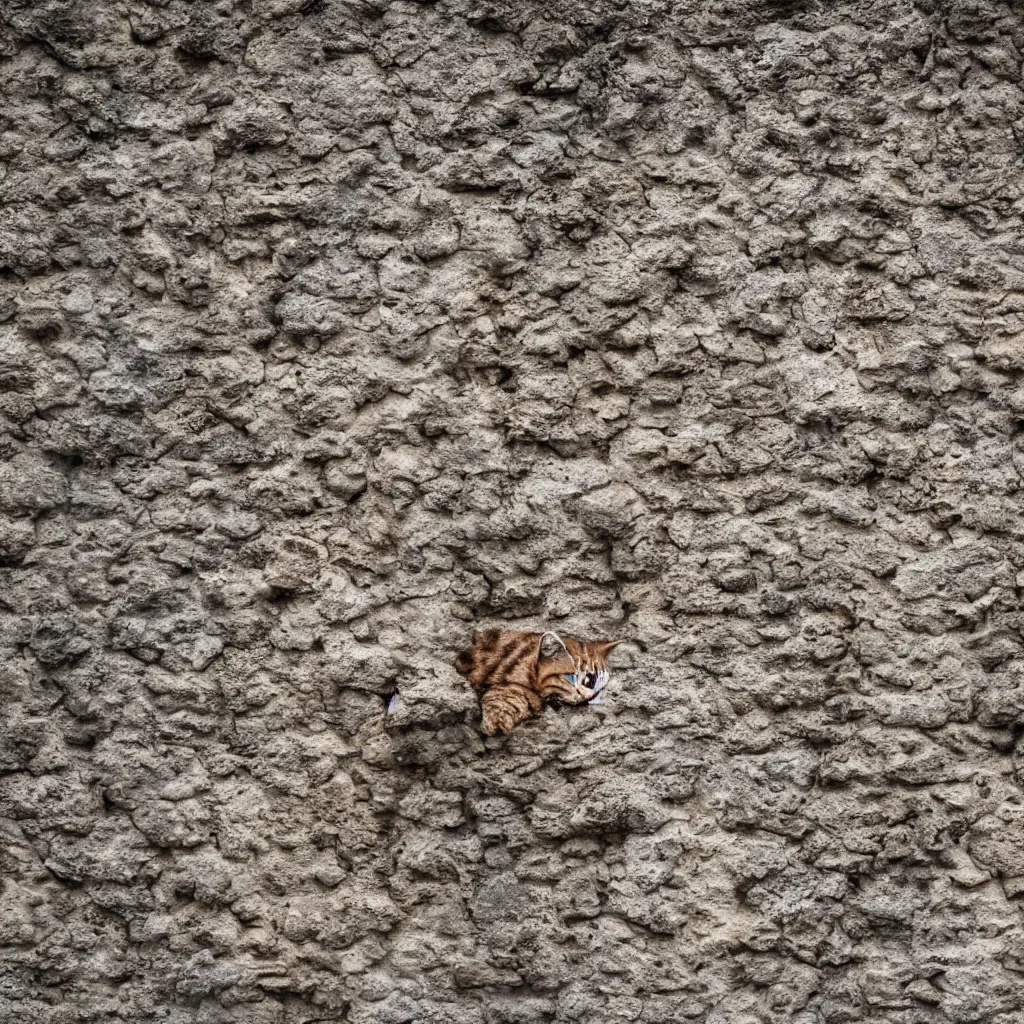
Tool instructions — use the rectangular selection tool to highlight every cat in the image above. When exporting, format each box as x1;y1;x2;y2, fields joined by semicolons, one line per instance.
455;629;620;736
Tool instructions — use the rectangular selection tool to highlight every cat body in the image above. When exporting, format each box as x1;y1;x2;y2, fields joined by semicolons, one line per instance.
455;629;618;735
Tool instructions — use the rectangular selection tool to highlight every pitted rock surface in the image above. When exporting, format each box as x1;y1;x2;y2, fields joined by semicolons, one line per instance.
2;1;1024;1021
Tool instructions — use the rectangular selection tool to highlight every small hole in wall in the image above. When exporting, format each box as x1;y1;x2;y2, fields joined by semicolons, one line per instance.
24;323;62;343
66;729;97;749
469;16;508;33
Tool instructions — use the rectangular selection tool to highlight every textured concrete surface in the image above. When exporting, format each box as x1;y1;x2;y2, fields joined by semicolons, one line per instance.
2;0;1024;1021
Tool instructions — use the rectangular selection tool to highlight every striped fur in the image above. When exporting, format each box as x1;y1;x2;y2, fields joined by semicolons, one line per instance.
455;629;619;735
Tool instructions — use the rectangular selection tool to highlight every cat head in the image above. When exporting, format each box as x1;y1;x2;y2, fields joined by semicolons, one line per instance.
540;632;620;689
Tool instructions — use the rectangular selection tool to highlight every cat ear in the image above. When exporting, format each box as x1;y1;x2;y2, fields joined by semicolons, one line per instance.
540;632;564;659
597;640;622;658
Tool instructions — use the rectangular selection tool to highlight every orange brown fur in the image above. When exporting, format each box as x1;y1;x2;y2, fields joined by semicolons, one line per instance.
455;629;619;735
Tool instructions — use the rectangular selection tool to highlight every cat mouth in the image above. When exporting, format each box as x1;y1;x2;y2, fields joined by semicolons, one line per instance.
570;670;609;703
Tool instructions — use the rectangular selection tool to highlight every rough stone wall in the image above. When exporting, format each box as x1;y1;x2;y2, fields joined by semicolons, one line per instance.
2;0;1024;1021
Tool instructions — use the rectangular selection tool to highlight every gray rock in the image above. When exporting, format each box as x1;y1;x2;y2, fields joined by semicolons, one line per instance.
3;2;1024;1021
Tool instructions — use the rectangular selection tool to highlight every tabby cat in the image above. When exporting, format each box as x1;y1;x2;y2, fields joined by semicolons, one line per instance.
455;629;620;735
